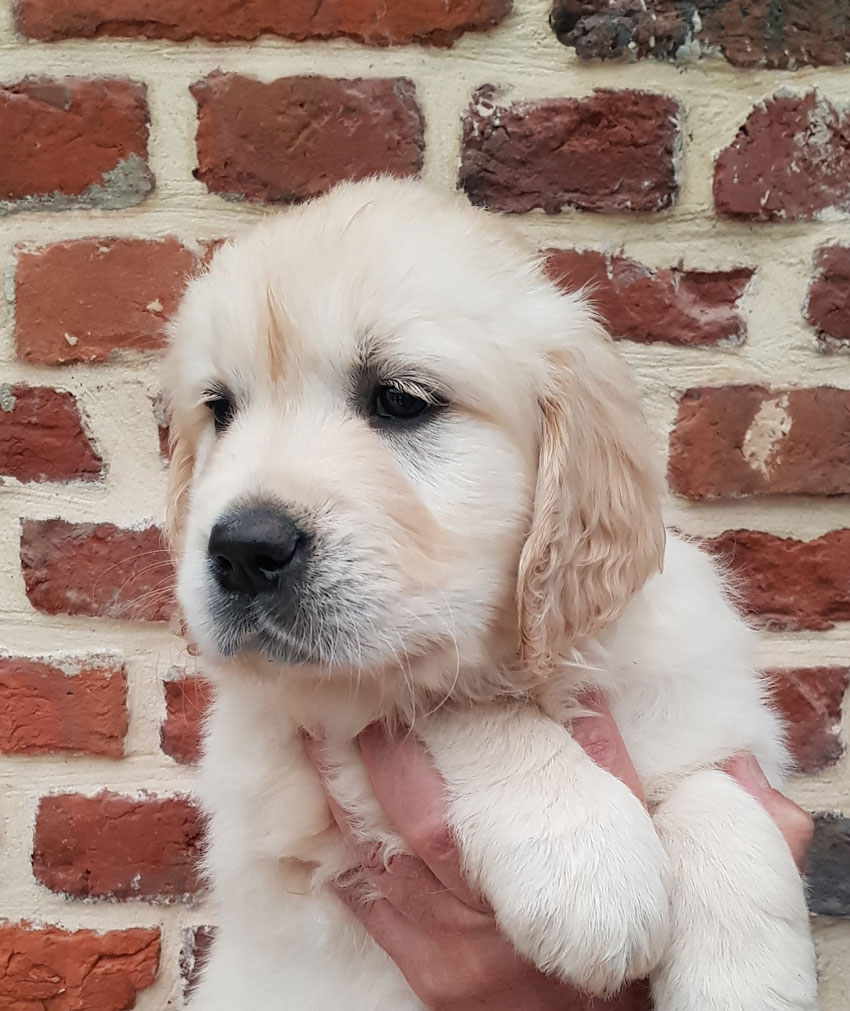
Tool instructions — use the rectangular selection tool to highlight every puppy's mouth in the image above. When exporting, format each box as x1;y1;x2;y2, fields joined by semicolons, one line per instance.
210;598;341;668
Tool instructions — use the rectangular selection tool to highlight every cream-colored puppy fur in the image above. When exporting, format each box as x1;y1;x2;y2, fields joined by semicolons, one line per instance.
164;178;817;1011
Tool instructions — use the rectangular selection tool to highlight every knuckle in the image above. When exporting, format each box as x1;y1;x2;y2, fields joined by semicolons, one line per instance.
409;816;456;865
573;717;620;770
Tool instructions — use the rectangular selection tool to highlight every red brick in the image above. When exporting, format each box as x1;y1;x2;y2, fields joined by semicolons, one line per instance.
551;1;850;69
192;73;424;204
180;925;216;1004
15;0;510;45
33;792;204;901
15;239;196;365
0;77;152;212
0;923;159;1011
769;666;850;775
669;386;850;499
547;249;751;346
0;385;101;481
705;529;850;631
161;675;213;765
805;245;850;350
0;656;127;757
20;520;174;622
459;87;679;214
715;92;850;221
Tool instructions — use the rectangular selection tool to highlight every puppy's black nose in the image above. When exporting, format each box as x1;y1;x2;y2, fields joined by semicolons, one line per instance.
208;504;307;597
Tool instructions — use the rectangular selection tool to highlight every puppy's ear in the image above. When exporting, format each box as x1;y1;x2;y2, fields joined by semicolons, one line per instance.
164;406;195;556
517;323;666;674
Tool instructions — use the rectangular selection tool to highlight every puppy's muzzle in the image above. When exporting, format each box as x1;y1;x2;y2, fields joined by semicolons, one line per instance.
208;503;309;599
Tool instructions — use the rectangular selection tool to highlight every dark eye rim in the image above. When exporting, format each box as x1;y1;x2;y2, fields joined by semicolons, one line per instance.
203;388;236;433
372;384;443;424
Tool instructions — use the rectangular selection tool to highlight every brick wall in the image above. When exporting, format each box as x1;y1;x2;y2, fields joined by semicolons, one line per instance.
1;1;848;1007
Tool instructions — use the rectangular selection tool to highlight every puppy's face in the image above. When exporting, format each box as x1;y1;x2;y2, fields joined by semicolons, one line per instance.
165;180;664;702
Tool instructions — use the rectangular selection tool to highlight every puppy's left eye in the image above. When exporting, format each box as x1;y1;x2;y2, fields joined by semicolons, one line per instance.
204;391;236;434
374;385;432;422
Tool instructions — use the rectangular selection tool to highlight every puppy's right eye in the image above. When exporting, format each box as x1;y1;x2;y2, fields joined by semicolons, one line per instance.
205;392;236;434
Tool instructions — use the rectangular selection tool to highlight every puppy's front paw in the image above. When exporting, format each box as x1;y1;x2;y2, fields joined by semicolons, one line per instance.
491;789;670;996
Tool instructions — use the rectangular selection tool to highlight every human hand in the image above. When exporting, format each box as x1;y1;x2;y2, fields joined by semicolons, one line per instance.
304;700;812;1010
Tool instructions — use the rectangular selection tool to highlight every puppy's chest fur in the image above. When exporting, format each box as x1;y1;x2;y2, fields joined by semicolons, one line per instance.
199;536;787;899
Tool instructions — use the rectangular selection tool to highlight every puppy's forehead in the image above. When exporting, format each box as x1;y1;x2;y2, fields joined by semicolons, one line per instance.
186;182;555;412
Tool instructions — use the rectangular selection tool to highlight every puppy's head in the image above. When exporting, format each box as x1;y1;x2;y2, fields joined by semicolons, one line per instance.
164;179;664;701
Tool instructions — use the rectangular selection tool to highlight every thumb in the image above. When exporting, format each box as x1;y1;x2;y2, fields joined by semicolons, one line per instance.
572;693;645;804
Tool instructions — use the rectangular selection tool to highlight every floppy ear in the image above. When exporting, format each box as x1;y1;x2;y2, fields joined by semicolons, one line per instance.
164;405;195;556
517;324;666;676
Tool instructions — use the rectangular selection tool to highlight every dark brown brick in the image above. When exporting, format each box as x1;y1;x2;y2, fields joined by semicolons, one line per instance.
769;667;850;774
33;792;204;900
180;925;216;1004
0;385;102;481
714;92;850;221
193;73;424;204
15;0;510;46
551;1;850;69
669;386;850;499
459;87;679;214
0;76;152;213
20;520;174;622
705;529;850;631
547;249;751;346
805;245;850;351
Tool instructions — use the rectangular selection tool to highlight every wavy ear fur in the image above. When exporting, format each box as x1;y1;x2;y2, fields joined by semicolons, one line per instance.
517;324;666;676
164;405;195;556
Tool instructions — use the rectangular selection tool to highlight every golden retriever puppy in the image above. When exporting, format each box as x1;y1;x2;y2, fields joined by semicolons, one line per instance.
163;178;817;1011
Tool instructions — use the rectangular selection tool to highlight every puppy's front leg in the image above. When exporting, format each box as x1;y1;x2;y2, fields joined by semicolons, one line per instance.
651;769;818;1011
420;704;670;996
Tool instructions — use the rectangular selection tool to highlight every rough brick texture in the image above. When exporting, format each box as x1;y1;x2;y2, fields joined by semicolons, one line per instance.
0;385;102;482
808;814;850;917
0;657;127;757
15;238;196;365
0;77;152;213
460;87;679;214
193;73;424;204
551;1;850;69
715;92;850;221
161;675;213;765
0;923;160;1011
806;245;850;351
180;925;216;1004
20;520;173;622
705;529;850;631
15;0;511;46
547;249;751;346
669;386;850;499
769;667;850;775
33;792;204;900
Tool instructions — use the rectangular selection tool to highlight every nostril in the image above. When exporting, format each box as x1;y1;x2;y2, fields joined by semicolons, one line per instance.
215;553;234;574
254;550;293;577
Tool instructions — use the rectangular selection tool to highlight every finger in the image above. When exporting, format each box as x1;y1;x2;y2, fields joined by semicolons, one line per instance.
359;724;491;912
303;731;487;922
333;879;434;971
724;753;814;873
572;692;645;804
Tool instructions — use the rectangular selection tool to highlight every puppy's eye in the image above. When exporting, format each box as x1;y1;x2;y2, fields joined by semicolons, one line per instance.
205;392;236;434
374;385;431;422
